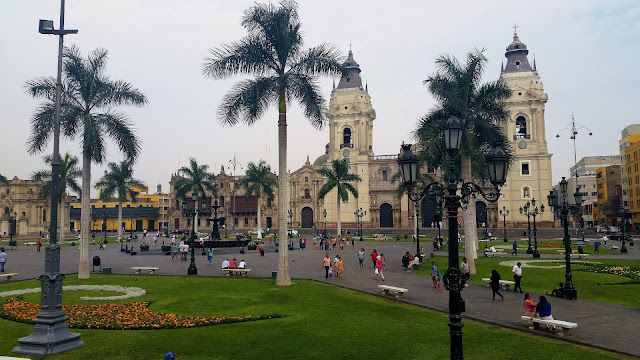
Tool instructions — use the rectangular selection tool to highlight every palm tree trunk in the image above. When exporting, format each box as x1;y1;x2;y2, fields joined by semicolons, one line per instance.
257;196;262;238
78;152;91;279
59;194;66;244
194;198;198;235
462;157;478;274
336;191;342;239
276;90;291;286
118;201;123;241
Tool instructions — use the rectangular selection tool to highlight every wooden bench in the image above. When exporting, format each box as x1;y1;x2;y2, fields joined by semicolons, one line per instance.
24;242;37;246
0;273;18;281
520;316;577;336
223;268;251;277
132;266;159;275
378;285;408;298
610;245;619;251
482;278;515;290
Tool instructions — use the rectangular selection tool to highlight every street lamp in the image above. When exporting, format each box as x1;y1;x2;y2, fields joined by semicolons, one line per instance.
14;2;83;355
499;206;509;242
8;211;17;244
228;154;243;235
181;193;198;275
323;209;327;238
520;199;544;258
618;201;628;253
354;208;366;242
548;177;578;300
556;115;592;246
398;116;508;360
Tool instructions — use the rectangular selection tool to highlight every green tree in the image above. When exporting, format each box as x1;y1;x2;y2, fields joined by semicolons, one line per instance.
316;158;362;239
239;160;277;238
173;158;215;234
25;45;146;279
414;49;512;274
202;0;342;286
0;174;7;184
31;152;82;244
94;161;146;242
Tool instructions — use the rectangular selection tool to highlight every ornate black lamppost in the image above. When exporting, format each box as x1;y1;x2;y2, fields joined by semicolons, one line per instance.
520;199;544;258
209;184;224;240
8;211;17;244
354;208;365;242
548;177;579;300
181;193;198;275
619;202;628;253
13;1;83;355
436;204;442;243
398;116;508;360
323;209;327;238
500;206;509;242
520;202;533;254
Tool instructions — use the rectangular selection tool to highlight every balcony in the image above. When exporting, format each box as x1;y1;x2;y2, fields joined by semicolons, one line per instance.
340;143;354;149
513;134;531;140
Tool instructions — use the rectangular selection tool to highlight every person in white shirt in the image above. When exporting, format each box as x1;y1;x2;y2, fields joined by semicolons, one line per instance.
238;260;246;269
171;235;176;246
489;246;497;253
221;259;230;269
512;262;523;293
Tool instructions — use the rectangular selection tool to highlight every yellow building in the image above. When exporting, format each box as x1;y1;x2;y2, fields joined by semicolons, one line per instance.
594;165;621;226
619;125;640;213
624;139;640;229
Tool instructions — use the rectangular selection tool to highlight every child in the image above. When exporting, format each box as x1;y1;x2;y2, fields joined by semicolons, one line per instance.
431;262;441;290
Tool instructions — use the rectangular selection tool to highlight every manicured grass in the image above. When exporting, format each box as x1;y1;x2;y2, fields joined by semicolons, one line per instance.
416;257;640;307
0;275;630;360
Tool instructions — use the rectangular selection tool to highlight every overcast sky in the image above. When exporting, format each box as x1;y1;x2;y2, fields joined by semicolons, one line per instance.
1;1;639;198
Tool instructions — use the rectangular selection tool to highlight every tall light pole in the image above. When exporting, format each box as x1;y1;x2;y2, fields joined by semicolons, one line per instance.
556;115;592;246
521;199;544;258
228;154;242;235
520;202;533;254
14;1;84;355
619;202;628;253
398;116;508;360
500;206;509;242
323;209;327;237
182;193;198;275
354;208;366;242
548;177;579;300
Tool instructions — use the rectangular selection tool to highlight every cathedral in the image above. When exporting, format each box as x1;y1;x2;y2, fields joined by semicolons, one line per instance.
169;31;554;234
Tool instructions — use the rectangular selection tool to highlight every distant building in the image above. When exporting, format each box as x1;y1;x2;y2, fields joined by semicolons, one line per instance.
568;156;620;225
0;177;56;237
594;165;622;226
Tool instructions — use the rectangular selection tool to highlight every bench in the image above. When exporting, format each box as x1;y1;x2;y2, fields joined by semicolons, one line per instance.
569;253;589;259
24;242;37;246
0;273;18;281
378;285;408;298
486;252;507;257
482;278;515;290
132;266;159;275
223;268;251;277
490;237;498;241
557;250;565;254
520;316;577;336
610;245;619;251
479;239;490;243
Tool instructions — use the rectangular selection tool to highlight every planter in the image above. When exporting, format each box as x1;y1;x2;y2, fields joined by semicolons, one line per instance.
140;246;149;252
161;245;171;252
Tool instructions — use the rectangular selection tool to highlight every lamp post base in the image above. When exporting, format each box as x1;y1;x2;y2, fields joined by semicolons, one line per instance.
188;266;198;275
532;251;540;258
563;287;577;300
13;313;84;356
503;237;508;243
526;248;533;254
621;246;628;253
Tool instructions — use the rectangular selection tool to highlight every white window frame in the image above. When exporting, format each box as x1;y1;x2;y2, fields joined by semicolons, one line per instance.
520;161;531;176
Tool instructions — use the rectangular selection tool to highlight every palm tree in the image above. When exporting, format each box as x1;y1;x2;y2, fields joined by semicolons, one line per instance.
25;45;147;279
414;49;512;274
316;158;362;239
239;160;278;238
173;158;215;234
31;152;82;244
202;0;342;286
94;161;146;242
0;174;7;184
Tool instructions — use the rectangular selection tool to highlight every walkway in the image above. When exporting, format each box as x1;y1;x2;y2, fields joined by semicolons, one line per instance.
1;237;639;357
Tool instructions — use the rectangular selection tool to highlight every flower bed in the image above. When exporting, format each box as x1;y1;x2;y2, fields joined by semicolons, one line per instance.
499;259;599;269
0;298;281;330
575;264;640;282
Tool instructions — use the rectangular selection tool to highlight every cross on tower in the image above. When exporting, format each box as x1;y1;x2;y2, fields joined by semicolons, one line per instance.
513;24;518;34
349;42;352;51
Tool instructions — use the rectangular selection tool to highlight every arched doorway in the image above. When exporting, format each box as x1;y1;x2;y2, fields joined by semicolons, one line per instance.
476;201;488;226
380;203;393;228
301;207;314;228
421;197;438;228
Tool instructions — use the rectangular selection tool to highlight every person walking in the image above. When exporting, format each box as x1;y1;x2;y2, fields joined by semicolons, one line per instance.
370;249;378;269
460;257;470;286
336;256;344;277
357;248;365;268
0;247;6;272
375;255;385;281
207;248;214;264
512;262;524;293
171;244;178;261
322;254;331;279
394;235;399;247
431;262;441;290
490;269;504;300
512;239;518;255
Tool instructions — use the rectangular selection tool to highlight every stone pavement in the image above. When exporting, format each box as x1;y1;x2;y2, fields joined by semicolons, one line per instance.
1;237;639;357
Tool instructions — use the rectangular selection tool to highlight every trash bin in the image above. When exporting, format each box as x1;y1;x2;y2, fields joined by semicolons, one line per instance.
92;256;101;272
102;267;112;275
271;271;277;279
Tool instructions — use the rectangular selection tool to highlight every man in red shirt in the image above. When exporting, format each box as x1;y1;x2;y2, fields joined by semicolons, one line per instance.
370;250;378;269
229;258;237;268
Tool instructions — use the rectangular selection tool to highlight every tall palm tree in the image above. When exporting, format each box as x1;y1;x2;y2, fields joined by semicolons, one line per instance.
202;0;342;286
31;152;82;244
174;158;215;234
94;161;146;242
316;158;362;239
239;160;278;238
414;49;512;274
0;174;7;184
25;45;146;279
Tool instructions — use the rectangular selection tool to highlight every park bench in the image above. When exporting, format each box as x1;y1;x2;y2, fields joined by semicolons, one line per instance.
24;242;37;246
520;315;577;336
482;278;515;290
378;285;408;298
0;273;18;281
557;250;565;254
223;268;251;277
569;253;589;259
132;266;159;275
479;239;490;243
610;245;619;251
486;252;507;257
490;237;499;241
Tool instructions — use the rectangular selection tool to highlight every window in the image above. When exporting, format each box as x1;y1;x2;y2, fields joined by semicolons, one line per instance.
220;196;224;207
515;116;527;138
305;176;309;182
234;218;238;226
267;198;272;208
521;163;530;175
255;218;258;226
304;188;310;199
43;209;47;222
244;218;249;226
343;128;352;144
591;192;597;196
382;170;388;181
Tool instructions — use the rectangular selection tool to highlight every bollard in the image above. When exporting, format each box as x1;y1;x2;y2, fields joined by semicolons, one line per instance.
271;271;277;279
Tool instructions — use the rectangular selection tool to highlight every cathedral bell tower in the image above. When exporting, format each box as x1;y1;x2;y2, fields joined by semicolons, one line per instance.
499;29;554;226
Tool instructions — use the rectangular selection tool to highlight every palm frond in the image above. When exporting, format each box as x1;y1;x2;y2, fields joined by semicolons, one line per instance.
286;73;327;129
203;35;279;78
289;43;342;77
218;77;279;127
96;111;141;163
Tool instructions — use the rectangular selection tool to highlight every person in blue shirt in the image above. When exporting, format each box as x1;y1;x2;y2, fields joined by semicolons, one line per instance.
512;239;518;255
533;296;556;330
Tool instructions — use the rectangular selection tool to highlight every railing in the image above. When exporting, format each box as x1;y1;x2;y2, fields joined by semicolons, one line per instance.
513;134;531;140
372;154;396;160
340;143;354;149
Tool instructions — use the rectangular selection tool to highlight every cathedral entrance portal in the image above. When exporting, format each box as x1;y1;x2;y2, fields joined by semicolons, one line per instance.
380;203;393;228
301;207;314;228
476;202;488;227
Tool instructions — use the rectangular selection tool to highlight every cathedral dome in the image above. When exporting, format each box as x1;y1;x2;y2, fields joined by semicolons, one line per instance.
506;34;528;53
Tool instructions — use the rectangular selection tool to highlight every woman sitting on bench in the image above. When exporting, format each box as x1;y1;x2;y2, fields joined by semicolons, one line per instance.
532;296;556;330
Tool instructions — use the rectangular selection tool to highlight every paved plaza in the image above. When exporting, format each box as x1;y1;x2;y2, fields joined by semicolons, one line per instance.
1;234;639;358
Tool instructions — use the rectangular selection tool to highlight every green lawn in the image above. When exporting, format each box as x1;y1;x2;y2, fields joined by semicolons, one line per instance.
416;257;640;307
0;275;633;360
